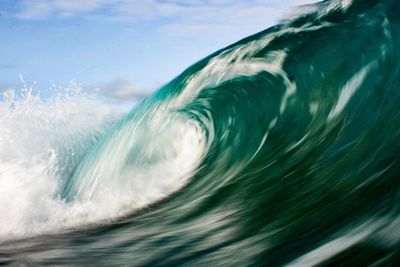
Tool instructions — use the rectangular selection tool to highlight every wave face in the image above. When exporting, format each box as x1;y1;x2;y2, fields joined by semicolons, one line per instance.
1;0;400;266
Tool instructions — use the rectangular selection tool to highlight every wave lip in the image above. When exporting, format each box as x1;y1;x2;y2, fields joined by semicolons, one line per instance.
1;0;400;266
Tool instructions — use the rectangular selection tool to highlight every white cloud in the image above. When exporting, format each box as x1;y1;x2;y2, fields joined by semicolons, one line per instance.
12;0;321;44
13;0;322;44
90;78;155;101
16;0;54;19
14;0;320;21
8;1;322;94
16;0;114;19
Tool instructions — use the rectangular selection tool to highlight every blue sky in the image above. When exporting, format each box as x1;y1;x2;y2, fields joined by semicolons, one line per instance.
0;0;318;101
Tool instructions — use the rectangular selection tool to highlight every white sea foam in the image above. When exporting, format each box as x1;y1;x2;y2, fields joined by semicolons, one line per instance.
0;82;205;241
0;83;123;239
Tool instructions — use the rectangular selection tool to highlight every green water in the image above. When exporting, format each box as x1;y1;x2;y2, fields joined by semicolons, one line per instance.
2;0;400;266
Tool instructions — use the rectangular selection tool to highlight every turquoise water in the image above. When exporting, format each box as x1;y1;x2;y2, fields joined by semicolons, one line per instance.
1;0;400;266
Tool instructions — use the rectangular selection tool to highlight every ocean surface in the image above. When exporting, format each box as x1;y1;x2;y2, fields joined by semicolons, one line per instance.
1;0;399;266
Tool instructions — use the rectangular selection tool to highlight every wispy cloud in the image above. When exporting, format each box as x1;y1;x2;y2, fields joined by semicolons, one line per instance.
3;0;320;97
158;3;279;39
14;0;319;21
12;0;320;43
89;78;155;102
15;0;113;19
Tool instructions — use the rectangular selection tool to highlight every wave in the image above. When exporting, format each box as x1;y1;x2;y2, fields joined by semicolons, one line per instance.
1;0;399;266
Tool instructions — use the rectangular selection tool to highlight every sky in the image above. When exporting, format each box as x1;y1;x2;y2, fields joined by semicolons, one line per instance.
0;0;319;101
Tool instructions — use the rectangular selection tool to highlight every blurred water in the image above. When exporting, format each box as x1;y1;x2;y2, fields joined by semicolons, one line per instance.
1;0;399;266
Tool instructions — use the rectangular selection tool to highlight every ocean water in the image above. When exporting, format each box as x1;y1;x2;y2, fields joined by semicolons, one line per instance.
1;0;400;266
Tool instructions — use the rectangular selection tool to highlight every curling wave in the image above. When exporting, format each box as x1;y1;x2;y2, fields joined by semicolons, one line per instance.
1;0;400;266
